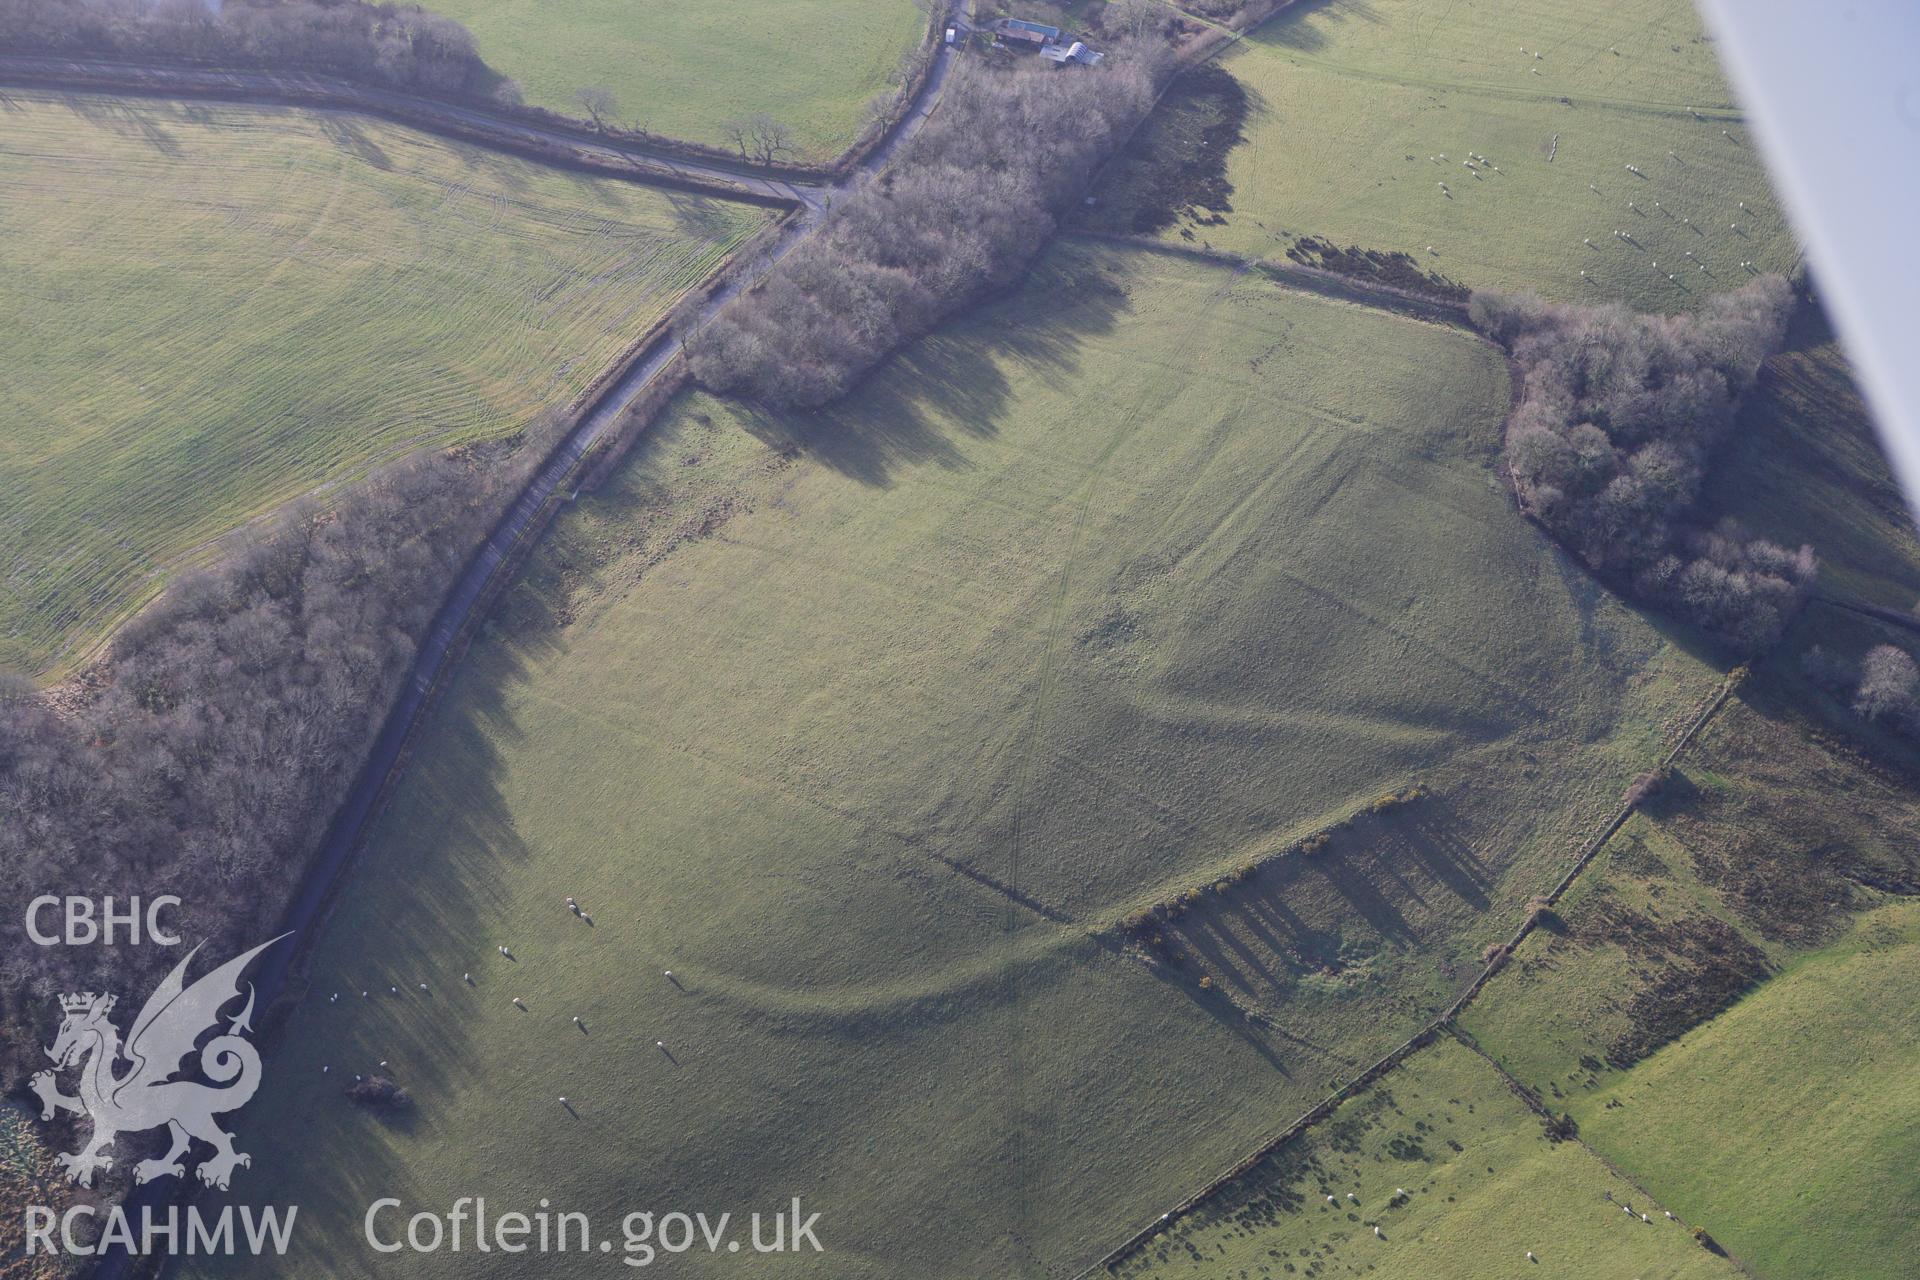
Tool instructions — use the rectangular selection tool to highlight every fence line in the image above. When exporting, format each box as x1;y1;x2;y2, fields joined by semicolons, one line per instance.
1077;668;1742;1277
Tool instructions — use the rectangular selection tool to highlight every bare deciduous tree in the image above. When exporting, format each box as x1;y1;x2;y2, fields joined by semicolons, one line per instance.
723;113;798;167
691;56;1161;409
1105;0;1162;40
1474;276;1810;653
0;0;498;97
0;413;573;1086
572;86;618;132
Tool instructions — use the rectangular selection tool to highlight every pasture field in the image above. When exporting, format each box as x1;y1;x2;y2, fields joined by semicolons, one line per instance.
0;92;769;678
1460;690;1920;1279
191;242;1725;1278
1567;900;1920;1280
1092;0;1799;310
1113;1036;1740;1280
420;0;927;160
1700;308;1920;610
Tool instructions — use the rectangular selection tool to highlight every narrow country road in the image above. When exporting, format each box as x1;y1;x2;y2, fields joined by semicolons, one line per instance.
0;52;824;204
251;1;968;1000
70;9;970;1273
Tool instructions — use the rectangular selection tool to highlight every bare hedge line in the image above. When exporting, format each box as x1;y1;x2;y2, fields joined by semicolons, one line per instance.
685;52;1165;409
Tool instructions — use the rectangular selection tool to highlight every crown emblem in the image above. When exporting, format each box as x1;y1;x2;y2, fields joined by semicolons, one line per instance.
60;992;113;1015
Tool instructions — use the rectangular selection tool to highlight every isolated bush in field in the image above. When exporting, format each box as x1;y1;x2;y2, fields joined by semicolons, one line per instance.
1367;784;1427;814
688;54;1162;408
1623;768;1669;809
347;1075;411;1108
1852;644;1920;725
1475;276;1813;653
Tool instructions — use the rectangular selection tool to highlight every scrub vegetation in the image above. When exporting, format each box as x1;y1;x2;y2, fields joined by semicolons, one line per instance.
1459;687;1920;1279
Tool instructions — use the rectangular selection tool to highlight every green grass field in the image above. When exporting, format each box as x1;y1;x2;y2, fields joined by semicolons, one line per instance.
1700;308;1920;610
190;242;1725;1277
1461;688;1920;1279
1570;900;1920;1280
1115;1036;1740;1279
421;0;927;160
0;92;768;678
1094;0;1799;310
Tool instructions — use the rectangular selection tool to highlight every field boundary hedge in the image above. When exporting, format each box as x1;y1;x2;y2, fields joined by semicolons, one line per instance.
1063;229;1474;325
0;56;800;204
275;203;804;1010
0;0;947;188
1079;668;1742;1277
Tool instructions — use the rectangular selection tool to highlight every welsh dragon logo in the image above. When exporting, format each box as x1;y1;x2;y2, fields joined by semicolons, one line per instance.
30;935;287;1190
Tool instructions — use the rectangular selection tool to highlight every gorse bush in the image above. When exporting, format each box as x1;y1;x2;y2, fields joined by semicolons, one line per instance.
687;53;1162;408
1473;277;1814;653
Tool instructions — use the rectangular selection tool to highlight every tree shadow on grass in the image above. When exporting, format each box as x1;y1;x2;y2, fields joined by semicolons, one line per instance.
1248;0;1386;54
733;244;1136;489
59;94;182;158
317;115;393;172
